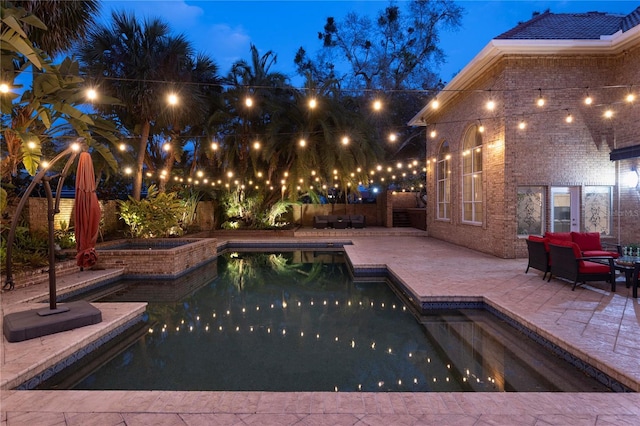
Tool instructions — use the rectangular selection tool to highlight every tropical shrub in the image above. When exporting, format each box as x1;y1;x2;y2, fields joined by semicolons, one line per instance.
220;190;297;229
0;226;49;273
55;220;75;249
117;185;183;238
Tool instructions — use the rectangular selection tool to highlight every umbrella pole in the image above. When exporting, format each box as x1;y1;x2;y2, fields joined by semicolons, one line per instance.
44;177;58;311
37;175;70;315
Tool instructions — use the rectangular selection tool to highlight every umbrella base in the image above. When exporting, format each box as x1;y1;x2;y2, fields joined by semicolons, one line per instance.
37;306;71;316
3;300;102;343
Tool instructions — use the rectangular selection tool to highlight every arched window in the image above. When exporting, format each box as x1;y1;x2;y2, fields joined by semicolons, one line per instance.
436;141;451;220
462;125;483;224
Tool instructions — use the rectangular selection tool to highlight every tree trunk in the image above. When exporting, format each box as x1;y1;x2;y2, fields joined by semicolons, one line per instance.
132;120;151;201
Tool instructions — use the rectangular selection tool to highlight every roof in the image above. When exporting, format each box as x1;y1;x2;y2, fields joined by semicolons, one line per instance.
496;9;637;40
408;6;640;126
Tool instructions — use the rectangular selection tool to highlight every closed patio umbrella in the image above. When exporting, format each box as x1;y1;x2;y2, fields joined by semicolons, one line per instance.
75;151;101;269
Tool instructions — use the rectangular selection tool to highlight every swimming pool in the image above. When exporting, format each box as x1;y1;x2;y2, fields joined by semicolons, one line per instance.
42;251;610;392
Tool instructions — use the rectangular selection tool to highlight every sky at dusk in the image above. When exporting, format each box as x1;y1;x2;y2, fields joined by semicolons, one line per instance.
99;1;639;85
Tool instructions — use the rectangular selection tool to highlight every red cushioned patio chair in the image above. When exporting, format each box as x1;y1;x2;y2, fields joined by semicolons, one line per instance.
548;242;616;291
525;236;551;280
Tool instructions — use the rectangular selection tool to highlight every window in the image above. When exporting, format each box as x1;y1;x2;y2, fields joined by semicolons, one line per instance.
461;125;483;224
584;186;612;235
436;141;451;220
517;186;545;236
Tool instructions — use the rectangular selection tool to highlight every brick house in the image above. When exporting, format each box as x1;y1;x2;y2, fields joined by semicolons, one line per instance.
409;8;640;258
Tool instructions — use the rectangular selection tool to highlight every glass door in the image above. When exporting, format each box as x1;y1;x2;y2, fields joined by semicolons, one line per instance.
551;187;580;232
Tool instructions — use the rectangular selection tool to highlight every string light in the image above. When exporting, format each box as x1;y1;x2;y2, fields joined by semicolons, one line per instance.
245;96;253;107
565;111;573;123
373;99;382;111
167;93;178;106
0;83;9;93
604;109;614;119
308;98;317;109
584;92;593;105
518;119;526;130
536;89;545;107
86;88;97;101
486;99;495;110
626;92;635;103
430;98;439;109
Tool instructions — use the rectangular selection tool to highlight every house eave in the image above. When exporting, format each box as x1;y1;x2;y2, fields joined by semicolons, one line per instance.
408;24;640;127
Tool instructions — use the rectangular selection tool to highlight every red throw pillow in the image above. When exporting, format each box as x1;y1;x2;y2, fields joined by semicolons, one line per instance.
544;232;572;241
571;232;601;251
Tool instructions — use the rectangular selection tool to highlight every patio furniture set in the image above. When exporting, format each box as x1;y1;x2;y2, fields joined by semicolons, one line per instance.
526;232;639;298
312;214;366;229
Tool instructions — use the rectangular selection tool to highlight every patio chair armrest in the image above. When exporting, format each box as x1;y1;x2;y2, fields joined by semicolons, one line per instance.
601;242;622;255
580;256;616;268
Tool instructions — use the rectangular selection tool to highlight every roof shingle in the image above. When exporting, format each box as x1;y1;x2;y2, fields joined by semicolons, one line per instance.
496;7;640;40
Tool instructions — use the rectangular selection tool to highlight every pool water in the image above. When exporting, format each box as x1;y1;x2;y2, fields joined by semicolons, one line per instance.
46;251;609;392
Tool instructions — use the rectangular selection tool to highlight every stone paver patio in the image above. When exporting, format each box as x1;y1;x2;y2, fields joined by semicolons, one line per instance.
2;231;639;425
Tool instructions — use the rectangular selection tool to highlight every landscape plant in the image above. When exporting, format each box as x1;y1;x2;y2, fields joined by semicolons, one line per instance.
117;185;183;238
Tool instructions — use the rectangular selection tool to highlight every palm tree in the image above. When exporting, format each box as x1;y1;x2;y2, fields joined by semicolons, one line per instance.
9;0;100;57
77;11;217;201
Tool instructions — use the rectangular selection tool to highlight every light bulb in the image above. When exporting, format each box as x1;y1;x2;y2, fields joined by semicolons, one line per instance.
584;95;593;105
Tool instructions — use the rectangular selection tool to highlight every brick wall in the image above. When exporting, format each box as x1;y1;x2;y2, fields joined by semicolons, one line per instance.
25;198;120;234
424;49;640;258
